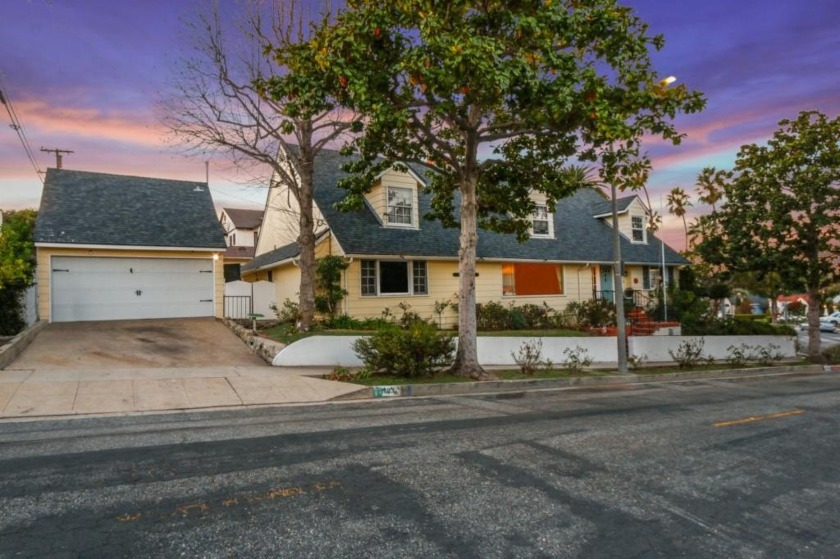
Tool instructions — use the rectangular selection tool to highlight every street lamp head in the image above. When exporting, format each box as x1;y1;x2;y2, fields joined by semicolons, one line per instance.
660;76;677;87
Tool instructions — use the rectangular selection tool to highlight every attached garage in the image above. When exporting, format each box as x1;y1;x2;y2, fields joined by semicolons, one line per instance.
35;169;227;323
50;256;215;322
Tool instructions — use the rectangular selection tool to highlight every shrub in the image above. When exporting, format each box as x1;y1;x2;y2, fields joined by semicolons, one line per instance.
628;353;648;370
511;339;552;375
324;366;369;382
324;314;365;330
726;343;750;368
566;299;616;328
353;321;455;378
270;298;301;324
683;316;795;336
314;256;349;317
668;338;707;368
561;346;592;373
516;303;555;329
726;342;785;367
821;344;840;364
476;301;511;331
0;288;26;336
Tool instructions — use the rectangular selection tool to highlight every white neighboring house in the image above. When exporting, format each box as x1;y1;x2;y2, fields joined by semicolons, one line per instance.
219;207;263;282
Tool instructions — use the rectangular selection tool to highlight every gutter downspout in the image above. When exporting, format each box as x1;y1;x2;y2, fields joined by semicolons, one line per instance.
343;257;354;315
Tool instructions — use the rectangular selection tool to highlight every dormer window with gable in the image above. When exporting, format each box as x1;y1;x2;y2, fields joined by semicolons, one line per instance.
631;215;646;243
387;186;414;226
530;203;554;238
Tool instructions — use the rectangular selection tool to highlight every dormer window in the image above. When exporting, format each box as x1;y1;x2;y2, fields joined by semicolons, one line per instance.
631;215;646;243
387;187;413;226
530;204;553;238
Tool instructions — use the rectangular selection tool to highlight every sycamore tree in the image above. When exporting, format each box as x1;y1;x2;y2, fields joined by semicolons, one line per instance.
160;0;351;331
697;111;840;358
309;0;704;378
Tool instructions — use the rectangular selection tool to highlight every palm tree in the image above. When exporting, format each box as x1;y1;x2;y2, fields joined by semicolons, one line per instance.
666;186;692;250
695;167;730;212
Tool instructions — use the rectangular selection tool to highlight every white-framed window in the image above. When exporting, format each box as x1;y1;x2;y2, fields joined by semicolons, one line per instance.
631;215;646;242
361;260;428;296
531;204;552;237
642;266;662;290
387;187;414;226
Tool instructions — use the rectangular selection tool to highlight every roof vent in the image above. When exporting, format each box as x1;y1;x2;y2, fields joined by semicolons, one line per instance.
193;186;205;192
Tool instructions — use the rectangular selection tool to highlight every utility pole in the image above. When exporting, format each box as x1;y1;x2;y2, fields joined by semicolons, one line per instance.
40;147;74;169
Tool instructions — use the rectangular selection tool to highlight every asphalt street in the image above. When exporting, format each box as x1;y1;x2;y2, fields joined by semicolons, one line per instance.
1;372;839;557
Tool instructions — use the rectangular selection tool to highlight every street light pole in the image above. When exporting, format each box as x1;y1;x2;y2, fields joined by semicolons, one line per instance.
611;181;628;373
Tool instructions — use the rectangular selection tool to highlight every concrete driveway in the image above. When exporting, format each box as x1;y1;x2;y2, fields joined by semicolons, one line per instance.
8;318;266;369
0;319;366;420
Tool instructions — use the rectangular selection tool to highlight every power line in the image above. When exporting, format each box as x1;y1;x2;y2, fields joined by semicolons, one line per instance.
0;72;44;183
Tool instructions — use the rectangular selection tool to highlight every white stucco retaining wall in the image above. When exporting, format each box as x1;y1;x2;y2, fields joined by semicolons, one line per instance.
629;335;797;362
273;334;797;367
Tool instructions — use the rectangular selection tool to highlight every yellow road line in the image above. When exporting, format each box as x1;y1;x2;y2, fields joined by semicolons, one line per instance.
714;409;803;428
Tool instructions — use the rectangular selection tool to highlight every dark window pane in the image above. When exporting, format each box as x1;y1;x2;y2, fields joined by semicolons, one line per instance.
379;261;409;293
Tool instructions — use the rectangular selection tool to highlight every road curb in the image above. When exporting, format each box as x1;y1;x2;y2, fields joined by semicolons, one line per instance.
331;364;827;401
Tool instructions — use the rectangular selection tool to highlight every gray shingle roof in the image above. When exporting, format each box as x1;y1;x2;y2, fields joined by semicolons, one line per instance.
243;242;300;272
35;168;226;249
590;196;637;217
254;148;688;268
223;207;263;229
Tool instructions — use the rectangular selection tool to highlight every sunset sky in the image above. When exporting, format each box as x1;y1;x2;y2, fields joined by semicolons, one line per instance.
2;0;838;249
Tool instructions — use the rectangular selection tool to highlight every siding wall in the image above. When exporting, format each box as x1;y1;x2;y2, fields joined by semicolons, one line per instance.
342;259;599;327
255;159;328;255
249;254;676;328
36;247;224;321
617;198;649;242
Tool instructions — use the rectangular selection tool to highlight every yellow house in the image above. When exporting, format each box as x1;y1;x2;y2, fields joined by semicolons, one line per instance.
34;169;227;322
243;149;686;326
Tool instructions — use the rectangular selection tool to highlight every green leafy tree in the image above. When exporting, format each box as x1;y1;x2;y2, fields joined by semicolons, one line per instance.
0;209;37;335
309;0;704;378
0;209;37;289
698;111;840;358
161;0;351;332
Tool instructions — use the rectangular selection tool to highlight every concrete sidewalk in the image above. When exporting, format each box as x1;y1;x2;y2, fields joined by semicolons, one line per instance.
0;366;366;420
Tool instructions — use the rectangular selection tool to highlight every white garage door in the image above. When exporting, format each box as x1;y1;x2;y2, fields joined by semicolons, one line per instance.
51;256;215;322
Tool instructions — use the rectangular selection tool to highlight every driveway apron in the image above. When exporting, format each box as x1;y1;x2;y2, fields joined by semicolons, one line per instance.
0;318;362;419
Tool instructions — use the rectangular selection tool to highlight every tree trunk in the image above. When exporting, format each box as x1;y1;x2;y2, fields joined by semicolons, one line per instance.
451;172;487;379
807;288;821;359
296;129;317;332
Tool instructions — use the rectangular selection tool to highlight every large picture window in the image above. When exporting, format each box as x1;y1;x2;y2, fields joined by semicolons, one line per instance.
387;187;414;226
361;260;428;296
501;263;564;296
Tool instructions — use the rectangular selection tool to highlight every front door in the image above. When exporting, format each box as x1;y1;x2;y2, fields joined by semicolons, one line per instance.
599;265;613;298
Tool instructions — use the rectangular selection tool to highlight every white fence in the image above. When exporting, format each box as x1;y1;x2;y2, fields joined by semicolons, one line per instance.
272;334;798;368
223;280;276;319
21;284;37;327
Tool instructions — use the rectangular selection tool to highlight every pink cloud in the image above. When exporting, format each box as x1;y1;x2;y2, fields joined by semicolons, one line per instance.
12;98;165;147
